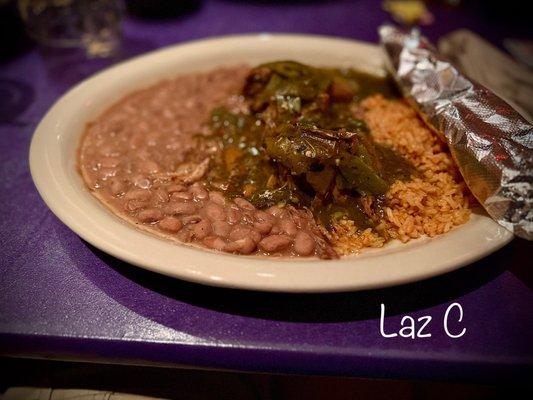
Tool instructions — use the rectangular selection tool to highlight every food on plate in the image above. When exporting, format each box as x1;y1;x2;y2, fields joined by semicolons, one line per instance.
78;61;472;258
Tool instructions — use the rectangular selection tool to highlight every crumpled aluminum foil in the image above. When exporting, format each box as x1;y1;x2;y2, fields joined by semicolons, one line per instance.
379;25;533;240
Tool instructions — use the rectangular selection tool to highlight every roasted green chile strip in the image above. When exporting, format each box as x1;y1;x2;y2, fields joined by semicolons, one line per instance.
200;61;414;229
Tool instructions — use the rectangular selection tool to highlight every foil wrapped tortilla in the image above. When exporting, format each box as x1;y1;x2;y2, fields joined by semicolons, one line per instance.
379;25;533;240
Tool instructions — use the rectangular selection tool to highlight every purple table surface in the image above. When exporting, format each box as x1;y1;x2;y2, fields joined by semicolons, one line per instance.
1;0;532;382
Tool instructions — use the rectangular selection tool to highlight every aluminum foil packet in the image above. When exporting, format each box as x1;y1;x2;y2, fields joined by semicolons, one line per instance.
379;25;533;240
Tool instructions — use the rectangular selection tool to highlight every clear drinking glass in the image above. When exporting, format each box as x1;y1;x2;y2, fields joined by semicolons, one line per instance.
18;0;124;57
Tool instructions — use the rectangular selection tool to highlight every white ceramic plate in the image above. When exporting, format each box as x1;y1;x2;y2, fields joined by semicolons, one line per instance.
30;34;513;292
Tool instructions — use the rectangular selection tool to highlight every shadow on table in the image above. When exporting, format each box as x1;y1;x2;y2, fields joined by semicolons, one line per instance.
82;236;529;324
222;0;342;5
0;79;35;126
127;0;203;19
